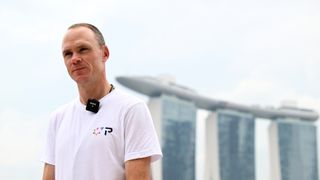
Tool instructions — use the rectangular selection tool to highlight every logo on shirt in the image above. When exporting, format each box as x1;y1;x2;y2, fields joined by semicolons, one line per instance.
93;127;113;136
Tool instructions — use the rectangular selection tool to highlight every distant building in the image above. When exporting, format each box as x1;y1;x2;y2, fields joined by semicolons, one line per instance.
116;75;319;180
149;95;197;180
270;119;319;180
205;109;255;180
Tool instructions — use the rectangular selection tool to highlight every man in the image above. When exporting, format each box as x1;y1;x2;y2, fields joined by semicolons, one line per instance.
41;23;162;180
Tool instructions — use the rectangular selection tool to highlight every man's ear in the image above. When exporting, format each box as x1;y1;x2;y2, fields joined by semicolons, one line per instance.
102;45;109;62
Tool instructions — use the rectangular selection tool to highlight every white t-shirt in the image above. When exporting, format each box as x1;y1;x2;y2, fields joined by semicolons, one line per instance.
41;89;162;180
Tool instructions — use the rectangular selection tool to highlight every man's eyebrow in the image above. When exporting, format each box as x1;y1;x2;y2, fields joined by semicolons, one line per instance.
77;44;89;48
62;42;92;53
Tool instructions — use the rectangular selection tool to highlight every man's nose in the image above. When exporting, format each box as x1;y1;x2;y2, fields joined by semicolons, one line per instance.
71;54;82;64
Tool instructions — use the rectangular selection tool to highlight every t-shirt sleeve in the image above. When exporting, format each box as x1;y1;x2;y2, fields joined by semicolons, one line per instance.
124;102;162;163
40;113;57;165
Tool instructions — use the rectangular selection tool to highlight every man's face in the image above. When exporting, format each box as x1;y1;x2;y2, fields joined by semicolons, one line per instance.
62;27;109;84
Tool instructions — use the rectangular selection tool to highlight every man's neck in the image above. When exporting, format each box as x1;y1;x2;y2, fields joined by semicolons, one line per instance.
77;80;112;105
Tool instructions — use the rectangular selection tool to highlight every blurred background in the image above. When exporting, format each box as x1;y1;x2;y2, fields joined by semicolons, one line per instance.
0;0;319;179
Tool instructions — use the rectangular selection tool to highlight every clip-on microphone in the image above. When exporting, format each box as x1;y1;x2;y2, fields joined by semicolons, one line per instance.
86;99;100;113
85;84;114;113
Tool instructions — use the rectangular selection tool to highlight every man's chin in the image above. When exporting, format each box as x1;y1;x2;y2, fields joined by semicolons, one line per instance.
72;76;90;84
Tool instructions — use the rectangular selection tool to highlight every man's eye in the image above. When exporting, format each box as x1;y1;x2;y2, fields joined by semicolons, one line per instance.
80;48;88;52
64;52;72;57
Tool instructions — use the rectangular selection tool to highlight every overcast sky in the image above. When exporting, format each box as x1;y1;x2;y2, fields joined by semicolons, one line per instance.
0;0;320;179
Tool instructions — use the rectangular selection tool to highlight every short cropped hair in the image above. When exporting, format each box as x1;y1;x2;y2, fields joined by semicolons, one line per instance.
68;23;105;46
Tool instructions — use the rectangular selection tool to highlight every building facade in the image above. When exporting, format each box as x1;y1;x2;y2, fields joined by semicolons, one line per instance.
148;95;197;180
270;119;319;180
205;109;255;180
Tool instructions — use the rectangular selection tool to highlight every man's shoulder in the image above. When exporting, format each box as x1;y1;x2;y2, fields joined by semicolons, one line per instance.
50;99;77;117
46;99;77;129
